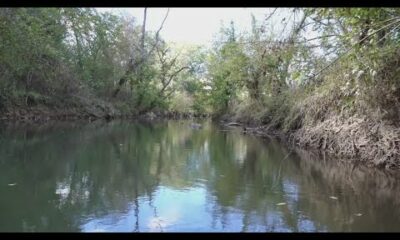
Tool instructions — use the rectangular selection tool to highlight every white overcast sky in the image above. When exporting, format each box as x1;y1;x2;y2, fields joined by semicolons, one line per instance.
96;8;286;46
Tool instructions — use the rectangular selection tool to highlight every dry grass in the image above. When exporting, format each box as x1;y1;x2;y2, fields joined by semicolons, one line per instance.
291;116;400;169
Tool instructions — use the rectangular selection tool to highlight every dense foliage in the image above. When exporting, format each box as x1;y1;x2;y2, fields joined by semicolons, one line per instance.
2;8;400;125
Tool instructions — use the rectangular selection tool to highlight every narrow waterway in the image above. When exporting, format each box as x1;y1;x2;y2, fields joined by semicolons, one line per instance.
1;120;400;232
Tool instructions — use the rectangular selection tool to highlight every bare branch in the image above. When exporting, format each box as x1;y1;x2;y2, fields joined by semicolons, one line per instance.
148;8;170;56
296;34;340;44
310;17;330;27
289;11;308;43
159;66;189;94
264;8;278;22
170;66;189;79
140;8;147;59
162;89;176;100
155;8;170;41
113;8;169;98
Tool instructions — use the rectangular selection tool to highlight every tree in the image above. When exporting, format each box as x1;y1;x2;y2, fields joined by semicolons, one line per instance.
155;44;189;102
208;22;248;113
112;8;170;99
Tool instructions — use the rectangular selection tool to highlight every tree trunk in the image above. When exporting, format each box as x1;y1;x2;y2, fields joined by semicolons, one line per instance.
140;8;147;61
112;8;171;99
113;8;148;98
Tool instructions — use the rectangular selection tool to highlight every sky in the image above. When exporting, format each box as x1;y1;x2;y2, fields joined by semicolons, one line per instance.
96;8;281;46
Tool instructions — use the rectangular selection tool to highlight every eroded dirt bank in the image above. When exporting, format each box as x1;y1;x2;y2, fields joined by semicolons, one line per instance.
219;115;400;171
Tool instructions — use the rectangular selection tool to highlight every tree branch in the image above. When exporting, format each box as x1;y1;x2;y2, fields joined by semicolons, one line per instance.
148;8;170;57
309;18;400;81
264;8;278;22
159;66;189;94
297;34;339;43
140;8;147;60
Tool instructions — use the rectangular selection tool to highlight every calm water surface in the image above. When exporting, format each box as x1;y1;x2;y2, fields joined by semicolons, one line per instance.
1;120;400;232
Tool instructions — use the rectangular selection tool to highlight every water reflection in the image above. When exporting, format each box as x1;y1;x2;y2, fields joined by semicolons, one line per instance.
0;120;400;232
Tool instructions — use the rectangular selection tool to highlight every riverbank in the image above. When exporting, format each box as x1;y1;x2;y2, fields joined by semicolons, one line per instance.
2;95;399;171
220;107;400;171
0;99;122;123
0;100;209;124
2;100;398;172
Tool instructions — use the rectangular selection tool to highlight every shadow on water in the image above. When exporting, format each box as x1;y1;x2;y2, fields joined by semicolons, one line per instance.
0;120;399;232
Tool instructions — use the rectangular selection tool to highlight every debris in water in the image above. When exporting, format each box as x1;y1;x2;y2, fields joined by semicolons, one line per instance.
276;202;286;206
329;196;338;200
355;213;363;217
8;183;17;186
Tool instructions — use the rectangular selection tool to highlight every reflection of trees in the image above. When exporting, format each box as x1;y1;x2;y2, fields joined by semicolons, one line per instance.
0;121;159;231
202;131;400;232
288;149;400;232
0;120;213;231
1;120;400;232
206;132;303;231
